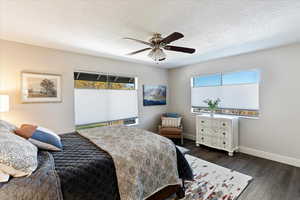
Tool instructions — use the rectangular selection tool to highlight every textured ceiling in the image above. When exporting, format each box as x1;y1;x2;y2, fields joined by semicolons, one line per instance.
1;0;300;68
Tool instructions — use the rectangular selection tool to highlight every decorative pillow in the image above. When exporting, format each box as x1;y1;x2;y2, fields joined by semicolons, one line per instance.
0;120;17;132
15;125;62;151
161;117;182;128
15;124;37;139
0;130;38;181
164;113;180;118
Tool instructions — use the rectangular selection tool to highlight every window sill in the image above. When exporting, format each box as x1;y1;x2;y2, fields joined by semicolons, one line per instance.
191;112;259;120
125;118;139;126
125;123;139;127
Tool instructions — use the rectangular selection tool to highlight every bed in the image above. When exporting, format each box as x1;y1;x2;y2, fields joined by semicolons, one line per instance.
0;126;193;200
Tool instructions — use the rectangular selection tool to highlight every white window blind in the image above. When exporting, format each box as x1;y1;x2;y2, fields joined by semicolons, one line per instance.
191;69;260;111
191;84;259;110
74;89;138;125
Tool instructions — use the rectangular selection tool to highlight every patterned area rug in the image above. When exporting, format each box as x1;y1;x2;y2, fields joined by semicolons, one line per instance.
169;155;253;200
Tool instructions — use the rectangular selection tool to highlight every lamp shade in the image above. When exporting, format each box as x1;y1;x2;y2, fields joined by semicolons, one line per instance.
148;48;166;61
0;95;9;112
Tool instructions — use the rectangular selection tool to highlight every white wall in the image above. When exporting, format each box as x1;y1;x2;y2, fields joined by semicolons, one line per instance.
0;40;168;133
168;43;300;161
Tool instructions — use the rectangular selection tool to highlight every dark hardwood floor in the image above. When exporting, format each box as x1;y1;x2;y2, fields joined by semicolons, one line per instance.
177;139;300;200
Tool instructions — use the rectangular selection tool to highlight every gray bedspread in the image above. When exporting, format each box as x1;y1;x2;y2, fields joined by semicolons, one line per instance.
0;151;63;200
78;126;182;200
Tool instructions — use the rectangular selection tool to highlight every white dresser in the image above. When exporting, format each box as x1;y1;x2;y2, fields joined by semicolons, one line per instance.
196;114;239;156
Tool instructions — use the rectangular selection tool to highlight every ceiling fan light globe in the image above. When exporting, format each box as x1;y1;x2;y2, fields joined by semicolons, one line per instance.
155;48;165;59
148;48;166;61
148;49;155;59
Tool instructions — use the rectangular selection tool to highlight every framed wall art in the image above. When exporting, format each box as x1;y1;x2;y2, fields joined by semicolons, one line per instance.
143;85;166;106
21;72;62;103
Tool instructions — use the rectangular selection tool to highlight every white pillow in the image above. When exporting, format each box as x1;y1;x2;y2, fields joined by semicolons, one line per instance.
0;170;10;183
161;117;182;128
0;130;38;180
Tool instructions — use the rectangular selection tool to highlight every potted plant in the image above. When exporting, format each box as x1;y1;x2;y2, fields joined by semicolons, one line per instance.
203;98;221;117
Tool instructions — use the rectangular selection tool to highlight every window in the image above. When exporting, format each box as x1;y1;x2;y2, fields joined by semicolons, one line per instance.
191;69;260;117
74;72;138;129
193;73;221;87
74;72;136;90
222;70;259;85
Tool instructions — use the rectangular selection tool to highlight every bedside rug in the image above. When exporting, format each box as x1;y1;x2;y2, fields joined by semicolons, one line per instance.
175;155;253;200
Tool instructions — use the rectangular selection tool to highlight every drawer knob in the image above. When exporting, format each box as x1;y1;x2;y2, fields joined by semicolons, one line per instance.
223;132;226;135
201;129;204;131
222;123;226;126
201;137;204;140
223;142;226;144
201;121;204;123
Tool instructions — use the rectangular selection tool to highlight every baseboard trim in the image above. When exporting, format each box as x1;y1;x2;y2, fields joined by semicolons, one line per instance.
182;133;300;168
239;146;300;168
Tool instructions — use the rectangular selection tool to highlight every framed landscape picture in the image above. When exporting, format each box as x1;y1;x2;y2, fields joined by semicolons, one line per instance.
21;72;62;103
143;85;166;106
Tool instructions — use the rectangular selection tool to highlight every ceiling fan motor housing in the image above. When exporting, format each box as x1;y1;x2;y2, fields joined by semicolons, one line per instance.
149;33;163;45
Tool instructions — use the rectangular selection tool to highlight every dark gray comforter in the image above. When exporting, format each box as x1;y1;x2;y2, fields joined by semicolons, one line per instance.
52;133;120;200
0;151;63;200
0;132;193;200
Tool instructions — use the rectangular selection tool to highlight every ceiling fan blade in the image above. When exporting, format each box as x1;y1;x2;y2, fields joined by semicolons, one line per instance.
161;32;184;44
123;37;153;47
127;48;152;55
164;45;196;54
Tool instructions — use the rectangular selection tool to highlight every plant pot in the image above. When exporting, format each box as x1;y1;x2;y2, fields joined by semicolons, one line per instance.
210;110;215;117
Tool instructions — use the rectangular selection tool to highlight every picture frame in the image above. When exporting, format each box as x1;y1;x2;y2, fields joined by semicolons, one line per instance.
21;72;62;103
143;85;167;106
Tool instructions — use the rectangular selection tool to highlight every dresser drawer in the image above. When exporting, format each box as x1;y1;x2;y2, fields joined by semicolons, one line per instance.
197;118;211;127
198;135;214;143
198;127;213;136
201;136;227;150
210;136;221;147
218;119;231;128
223;139;232;149
219;130;230;138
220;140;227;149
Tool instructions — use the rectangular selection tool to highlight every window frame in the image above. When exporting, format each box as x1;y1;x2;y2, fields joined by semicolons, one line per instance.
191;69;260;88
74;71;138;90
190;69;260;117
74;70;139;129
192;73;222;87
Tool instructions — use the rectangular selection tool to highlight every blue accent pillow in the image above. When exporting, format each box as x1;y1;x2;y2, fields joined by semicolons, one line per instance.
29;127;62;151
164;113;180;118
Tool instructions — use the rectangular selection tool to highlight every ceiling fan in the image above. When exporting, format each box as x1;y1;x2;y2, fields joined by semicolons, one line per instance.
124;32;196;62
